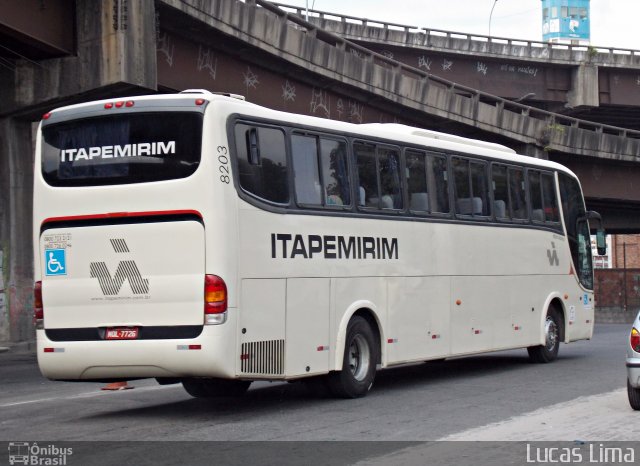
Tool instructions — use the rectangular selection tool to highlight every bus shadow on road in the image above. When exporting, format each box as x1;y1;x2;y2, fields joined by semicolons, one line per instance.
79;350;575;422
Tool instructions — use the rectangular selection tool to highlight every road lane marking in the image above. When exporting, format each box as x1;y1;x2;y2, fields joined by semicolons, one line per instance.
0;384;177;408
438;388;633;441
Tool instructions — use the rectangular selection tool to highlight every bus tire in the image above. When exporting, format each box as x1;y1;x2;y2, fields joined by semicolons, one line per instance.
628;379;640;411
527;307;562;363
182;378;251;398
328;316;378;398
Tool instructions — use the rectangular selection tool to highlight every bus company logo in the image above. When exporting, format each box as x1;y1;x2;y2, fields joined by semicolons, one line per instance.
547;242;559;266
59;141;175;162
8;442;73;465
271;233;399;260
89;239;149;296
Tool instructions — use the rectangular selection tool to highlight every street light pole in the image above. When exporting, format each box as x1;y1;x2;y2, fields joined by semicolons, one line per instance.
489;0;499;37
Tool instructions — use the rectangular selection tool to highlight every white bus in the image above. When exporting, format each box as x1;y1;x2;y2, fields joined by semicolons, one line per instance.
34;90;605;398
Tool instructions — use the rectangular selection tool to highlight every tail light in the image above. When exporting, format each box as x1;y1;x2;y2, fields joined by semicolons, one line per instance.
631;328;640;353
34;281;44;329
204;275;227;325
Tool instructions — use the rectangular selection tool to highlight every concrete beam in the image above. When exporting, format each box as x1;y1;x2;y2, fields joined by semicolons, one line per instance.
567;64;599;109
1;0;158;118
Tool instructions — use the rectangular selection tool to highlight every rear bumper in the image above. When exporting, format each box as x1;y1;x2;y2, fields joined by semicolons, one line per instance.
627;357;640;388
37;313;237;381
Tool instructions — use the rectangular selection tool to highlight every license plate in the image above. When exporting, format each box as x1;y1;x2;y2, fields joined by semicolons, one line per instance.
105;327;139;340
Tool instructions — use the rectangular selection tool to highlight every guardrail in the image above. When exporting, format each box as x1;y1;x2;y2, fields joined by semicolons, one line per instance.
270;1;640;59
253;0;640;144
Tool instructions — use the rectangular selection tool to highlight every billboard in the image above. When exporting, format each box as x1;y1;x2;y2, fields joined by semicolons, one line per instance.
541;0;590;43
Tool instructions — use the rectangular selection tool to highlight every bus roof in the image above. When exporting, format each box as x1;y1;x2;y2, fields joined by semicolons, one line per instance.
45;90;577;179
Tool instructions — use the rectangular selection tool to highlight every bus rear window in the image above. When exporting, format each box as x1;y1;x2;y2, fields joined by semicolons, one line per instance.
41;112;203;186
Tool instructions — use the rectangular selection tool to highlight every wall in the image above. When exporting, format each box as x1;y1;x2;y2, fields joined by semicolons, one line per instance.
595;268;640;323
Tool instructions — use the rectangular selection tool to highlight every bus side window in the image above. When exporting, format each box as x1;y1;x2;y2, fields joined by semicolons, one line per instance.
355;143;379;208
470;161;490;217
291;134;322;206
320;138;351;207
406;150;429;213
429;154;450;214
492;164;510;220
541;173;560;222
508;167;527;220
454;157;488;217
379;148;403;210
453;157;472;215
235;124;289;204
529;170;544;222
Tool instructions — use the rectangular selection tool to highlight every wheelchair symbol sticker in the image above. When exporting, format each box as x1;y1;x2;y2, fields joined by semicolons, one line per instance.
45;249;67;276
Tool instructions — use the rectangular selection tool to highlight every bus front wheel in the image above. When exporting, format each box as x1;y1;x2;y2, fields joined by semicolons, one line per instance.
328;316;378;398
528;308;562;363
182;378;251;398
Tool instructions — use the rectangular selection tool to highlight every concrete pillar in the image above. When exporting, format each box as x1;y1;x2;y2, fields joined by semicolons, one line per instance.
0;0;158;344
0;118;35;344
567;63;599;109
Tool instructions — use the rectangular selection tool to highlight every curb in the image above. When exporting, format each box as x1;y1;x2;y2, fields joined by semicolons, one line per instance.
0;341;37;354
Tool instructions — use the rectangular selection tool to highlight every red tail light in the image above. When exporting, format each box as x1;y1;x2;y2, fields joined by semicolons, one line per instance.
631;328;640;353
34;281;44;326
205;275;227;315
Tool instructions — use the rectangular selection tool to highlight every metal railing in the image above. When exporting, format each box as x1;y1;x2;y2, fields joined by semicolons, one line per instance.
270;1;640;59
250;0;640;143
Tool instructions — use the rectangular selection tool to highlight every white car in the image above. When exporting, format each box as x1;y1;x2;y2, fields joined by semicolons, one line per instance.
627;311;640;410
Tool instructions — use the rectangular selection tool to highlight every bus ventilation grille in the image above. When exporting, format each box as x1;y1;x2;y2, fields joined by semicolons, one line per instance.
241;340;285;375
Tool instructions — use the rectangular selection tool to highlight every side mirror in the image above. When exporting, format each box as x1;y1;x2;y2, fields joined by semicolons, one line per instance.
586;211;607;256
596;228;607;256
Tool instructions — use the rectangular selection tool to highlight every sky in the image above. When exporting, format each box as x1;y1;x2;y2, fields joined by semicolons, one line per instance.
276;0;640;50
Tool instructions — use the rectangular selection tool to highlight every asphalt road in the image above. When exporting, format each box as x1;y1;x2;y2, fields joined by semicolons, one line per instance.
0;324;636;465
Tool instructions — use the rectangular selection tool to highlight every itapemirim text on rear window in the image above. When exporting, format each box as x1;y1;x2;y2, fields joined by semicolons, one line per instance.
42;112;203;186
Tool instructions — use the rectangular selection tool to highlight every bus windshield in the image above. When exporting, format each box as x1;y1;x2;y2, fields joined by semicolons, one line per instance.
41;112;203;186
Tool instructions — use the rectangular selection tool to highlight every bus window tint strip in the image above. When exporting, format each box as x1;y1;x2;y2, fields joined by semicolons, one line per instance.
41;112;203;186
230;120;564;233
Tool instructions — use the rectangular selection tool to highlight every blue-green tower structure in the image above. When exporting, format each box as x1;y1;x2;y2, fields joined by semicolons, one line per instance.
541;0;590;44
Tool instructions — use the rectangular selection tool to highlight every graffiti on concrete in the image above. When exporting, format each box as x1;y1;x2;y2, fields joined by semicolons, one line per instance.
477;62;488;75
282;80;296;103
500;64;539;78
348;100;363;123
336;98;344;119
157;31;175;67
243;67;259;91
197;45;218;80
310;88;331;118
418;56;432;71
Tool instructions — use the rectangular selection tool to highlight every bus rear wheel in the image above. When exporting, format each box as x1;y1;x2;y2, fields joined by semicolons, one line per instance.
328;316;378;398
528;308;562;363
182;378;251;398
